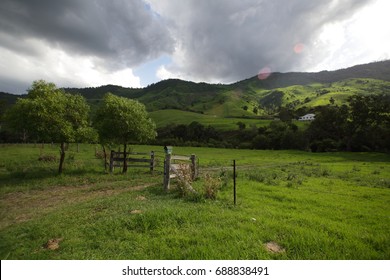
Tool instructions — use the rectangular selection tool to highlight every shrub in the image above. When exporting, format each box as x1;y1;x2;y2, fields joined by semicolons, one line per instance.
174;163;196;198
95;150;105;159
38;155;57;162
219;168;230;189
203;173;222;200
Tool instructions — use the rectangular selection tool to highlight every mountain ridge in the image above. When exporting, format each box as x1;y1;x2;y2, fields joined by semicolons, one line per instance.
1;60;390;119
235;60;390;89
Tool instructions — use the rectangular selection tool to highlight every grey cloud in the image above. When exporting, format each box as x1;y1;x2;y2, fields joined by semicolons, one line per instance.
0;0;174;69
0;76;29;94
154;0;371;83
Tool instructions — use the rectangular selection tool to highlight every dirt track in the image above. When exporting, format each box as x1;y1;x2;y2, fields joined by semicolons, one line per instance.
0;183;153;230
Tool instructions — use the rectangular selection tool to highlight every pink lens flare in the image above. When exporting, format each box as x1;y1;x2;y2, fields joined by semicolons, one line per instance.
258;66;272;80
294;43;305;54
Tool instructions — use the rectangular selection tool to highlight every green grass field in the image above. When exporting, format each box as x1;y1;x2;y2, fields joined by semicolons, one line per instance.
0;144;389;259
149;109;273;130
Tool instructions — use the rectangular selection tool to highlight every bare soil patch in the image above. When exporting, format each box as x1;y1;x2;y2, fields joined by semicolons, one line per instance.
0;183;153;229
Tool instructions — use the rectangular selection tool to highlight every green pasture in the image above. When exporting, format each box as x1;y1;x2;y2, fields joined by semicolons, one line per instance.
149;109;272;130
0;144;389;259
248;78;390;109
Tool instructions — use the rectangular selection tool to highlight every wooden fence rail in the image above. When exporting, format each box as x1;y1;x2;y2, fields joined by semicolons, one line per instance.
109;150;157;173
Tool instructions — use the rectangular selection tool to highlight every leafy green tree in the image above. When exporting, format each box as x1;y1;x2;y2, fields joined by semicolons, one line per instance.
94;93;156;173
279;107;293;122
5;80;93;173
308;94;390;152
236;121;246;131
0;99;6;122
307;105;349;151
346;94;390;151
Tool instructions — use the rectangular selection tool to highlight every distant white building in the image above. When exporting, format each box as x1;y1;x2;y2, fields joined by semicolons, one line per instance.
298;113;315;121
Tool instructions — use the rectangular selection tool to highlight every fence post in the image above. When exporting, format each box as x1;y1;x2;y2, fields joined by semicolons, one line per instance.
150;151;155;174
190;154;198;180
109;150;114;173
233;159;236;206
164;153;171;191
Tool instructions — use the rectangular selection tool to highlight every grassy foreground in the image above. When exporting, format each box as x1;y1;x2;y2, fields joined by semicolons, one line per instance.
0;144;389;259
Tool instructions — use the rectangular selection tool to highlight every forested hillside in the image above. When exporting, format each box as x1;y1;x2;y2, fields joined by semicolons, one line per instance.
2;60;390;117
1;60;390;151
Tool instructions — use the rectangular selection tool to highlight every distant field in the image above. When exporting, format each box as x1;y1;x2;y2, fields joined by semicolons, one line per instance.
149;109;273;130
0;144;389;259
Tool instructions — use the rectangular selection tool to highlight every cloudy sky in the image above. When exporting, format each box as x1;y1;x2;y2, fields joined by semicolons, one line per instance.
0;0;389;94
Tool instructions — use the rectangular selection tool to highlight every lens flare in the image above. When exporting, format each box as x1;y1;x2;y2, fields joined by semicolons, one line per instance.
258;66;272;80
294;43;305;54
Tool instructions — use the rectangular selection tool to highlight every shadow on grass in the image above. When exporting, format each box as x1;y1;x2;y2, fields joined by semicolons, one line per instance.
0;166;107;192
281;150;390;163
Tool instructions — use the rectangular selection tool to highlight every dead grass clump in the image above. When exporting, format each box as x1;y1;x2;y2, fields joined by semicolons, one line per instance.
95;150;105;159
264;241;285;254
203;173;222;200
44;238;63;250
130;209;143;214
175;163;197;197
38;155;57;162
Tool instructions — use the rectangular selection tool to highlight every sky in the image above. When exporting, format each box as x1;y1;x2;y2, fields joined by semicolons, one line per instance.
0;0;389;94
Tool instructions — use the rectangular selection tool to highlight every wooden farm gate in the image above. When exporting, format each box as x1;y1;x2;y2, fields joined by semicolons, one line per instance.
163;153;198;190
109;150;163;173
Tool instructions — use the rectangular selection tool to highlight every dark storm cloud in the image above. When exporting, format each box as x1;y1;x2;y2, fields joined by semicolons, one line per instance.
153;0;371;83
0;0;379;93
0;0;174;69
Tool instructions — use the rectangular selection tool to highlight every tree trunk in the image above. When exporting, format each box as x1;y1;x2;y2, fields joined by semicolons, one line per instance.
58;142;66;174
346;136;352;152
122;143;128;173
102;144;108;171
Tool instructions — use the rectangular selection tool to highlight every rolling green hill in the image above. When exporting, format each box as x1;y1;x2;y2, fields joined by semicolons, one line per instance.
244;78;390;112
2;60;390;128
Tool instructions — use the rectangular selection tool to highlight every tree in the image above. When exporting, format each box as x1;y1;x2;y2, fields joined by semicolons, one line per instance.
5;80;93;173
307;94;390;152
236;121;246;131
307;105;348;151
346;94;390;151
279;107;293;122
94;93;156;173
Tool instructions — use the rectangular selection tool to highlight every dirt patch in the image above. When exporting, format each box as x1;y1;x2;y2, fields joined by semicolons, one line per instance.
0;183;154;229
136;195;147;201
44;238;63;250
264;241;285;254
130;209;143;214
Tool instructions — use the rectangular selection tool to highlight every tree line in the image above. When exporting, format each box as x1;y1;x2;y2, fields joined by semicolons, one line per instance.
1;80;389;174
155;94;390;152
2;80;156;174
